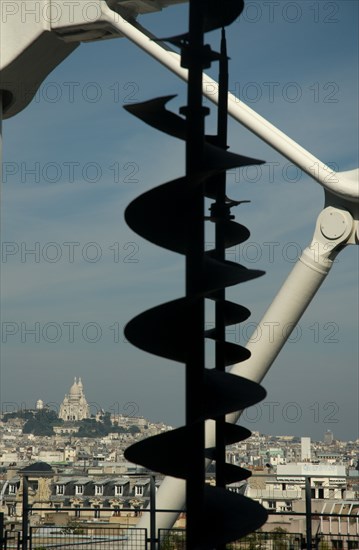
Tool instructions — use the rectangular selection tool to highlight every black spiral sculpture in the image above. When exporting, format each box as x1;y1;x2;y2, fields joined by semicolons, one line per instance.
124;1;268;547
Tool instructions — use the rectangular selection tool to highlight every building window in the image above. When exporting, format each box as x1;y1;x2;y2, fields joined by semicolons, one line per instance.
56;485;65;495
95;485;103;495
8;484;17;495
74;506;81;518
94;506;100;519
75;485;84;495
115;485;123;496
135;486;144;496
7;504;16;516
267;500;276;510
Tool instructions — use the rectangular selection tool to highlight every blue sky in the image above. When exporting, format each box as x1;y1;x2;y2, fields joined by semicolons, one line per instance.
1;1;358;442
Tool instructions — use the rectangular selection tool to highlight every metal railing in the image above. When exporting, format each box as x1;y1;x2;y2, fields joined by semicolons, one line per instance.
315;535;359;550
28;525;147;550
1;529;21;550
158;529;305;550
1;525;359;550
156;530;359;550
1;473;358;550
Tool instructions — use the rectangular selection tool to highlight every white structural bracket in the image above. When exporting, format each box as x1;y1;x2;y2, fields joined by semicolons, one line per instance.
0;0;125;118
230;202;356;387
0;0;183;118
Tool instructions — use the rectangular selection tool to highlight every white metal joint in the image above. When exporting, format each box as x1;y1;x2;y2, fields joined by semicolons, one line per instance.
301;207;354;274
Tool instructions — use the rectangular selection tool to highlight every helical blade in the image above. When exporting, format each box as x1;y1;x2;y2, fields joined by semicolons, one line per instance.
123;3;269;546
200;486;268;548
125;429;250;484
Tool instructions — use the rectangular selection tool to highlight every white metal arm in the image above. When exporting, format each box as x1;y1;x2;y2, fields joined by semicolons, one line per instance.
0;0;185;118
99;9;358;203
1;2;358;202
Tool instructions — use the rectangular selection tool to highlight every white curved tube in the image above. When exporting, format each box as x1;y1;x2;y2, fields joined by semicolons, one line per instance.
229;252;331;386
100;7;358;202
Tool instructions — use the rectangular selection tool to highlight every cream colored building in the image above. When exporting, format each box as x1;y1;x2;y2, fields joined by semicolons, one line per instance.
59;378;90;422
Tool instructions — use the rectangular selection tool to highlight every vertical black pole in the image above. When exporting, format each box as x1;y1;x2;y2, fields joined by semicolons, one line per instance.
214;31;230;550
217;29;229;144
214;27;229;490
149;475;156;550
0;512;4;550
22;476;28;550
305;477;312;550
185;1;206;548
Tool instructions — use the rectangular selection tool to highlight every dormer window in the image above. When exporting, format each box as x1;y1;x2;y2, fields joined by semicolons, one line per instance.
95;485;103;496
75;485;84;495
56;485;65;495
8;484;17;495
115;485;123;496
135;485;144;497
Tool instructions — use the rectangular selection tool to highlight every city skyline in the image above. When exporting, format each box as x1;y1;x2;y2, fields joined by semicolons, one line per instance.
1;2;358;442
1;375;356;444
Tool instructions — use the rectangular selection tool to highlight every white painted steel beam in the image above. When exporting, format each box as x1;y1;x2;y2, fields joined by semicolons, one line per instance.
98;8;358;203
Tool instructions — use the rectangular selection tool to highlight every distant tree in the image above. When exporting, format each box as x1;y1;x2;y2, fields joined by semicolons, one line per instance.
19;408;133;438
77;419;107;438
61;519;84;535
318;539;331;550
111;425;128;434
103;412;112;428
160;531;186;550
37;409;59;424
235;530;265;550
272;527;289;550
128;425;141;434
3;410;34;422
22;410;59;436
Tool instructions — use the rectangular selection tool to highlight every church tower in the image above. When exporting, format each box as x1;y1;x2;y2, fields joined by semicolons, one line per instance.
59;377;90;421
